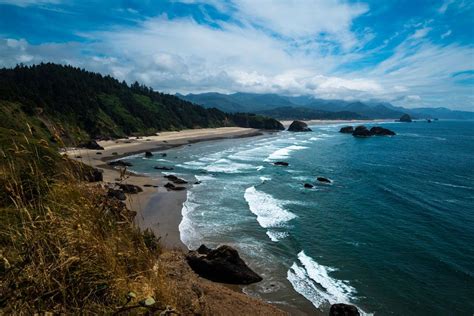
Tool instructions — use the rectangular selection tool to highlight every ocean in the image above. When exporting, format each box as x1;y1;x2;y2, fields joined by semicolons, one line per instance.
127;120;474;315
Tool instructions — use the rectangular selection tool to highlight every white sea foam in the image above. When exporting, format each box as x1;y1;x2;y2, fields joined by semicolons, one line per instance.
287;251;371;314
260;176;272;182
178;191;202;248
266;145;308;160
266;230;289;242
204;159;258;173
244;186;296;228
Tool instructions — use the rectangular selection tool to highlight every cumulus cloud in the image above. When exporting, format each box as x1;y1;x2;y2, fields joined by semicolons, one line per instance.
1;0;473;110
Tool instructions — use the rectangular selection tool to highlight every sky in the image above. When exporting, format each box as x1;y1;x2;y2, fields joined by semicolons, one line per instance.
0;0;473;110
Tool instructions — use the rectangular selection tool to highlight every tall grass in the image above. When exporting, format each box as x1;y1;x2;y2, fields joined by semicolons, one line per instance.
0;129;172;314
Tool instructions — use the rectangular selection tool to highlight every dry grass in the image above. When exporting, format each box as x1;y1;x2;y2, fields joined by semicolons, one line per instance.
0;130;174;314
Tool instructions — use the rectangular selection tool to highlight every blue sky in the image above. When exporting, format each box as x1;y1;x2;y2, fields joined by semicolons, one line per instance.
0;0;473;110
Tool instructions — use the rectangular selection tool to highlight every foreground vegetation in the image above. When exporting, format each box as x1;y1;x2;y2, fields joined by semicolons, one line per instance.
0;126;176;313
0;63;283;146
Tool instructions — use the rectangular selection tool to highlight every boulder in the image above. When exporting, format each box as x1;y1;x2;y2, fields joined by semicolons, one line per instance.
79;140;104;150
186;245;263;285
369;126;396;136
352;125;371;137
161;153;167;157
108;160;133;167
329;303;360;316
117;183;143;194
107;188;126;201
317;177;331;183
304;183;314;188
273;161;289;166
164;182;186;191
339;126;354;133
399;114;412;122
164;175;179;181
145;151;153;158
288;120;312;132
173;178;188;184
154;166;174;171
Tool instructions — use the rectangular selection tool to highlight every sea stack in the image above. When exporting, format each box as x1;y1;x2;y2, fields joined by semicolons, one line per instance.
339;126;354;133
288;120;312;132
399;114;412;122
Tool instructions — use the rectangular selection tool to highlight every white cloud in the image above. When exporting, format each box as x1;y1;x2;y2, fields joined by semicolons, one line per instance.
441;30;452;39
409;27;432;40
438;0;455;14
1;1;473;110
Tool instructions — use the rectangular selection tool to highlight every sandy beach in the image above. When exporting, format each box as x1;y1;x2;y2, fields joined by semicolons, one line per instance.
64;127;262;250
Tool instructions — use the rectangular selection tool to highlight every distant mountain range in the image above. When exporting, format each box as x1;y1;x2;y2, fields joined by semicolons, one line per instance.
178;92;474;120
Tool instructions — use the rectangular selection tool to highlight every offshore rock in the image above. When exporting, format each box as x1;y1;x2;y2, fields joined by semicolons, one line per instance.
288;120;312;132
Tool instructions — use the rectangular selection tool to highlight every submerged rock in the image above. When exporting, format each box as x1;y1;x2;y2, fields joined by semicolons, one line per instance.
352;125;371;137
288;120;312;132
154;166;174;171
273;161;289;166
369;126;396;136
304;183;314;188
329;303;360;316
339;126;354;133
317;177;331;183
145;151;153;157
186;245;263;285
399;114;412;122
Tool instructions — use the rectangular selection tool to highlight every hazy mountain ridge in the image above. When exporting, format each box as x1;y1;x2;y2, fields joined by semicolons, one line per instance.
178;92;474;120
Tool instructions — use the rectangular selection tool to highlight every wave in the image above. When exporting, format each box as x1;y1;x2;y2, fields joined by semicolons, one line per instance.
429;180;472;190
244;186;296;231
178;191;202;248
266;145;308;160
287;251;370;314
191;158;259;173
266;230;289;242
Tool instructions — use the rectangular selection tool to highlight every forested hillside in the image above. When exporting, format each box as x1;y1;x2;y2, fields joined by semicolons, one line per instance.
0;63;283;145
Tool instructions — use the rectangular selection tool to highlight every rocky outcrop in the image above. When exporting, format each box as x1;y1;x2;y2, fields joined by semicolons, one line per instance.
329;303;360;316
352;125;372;137
351;125;395;137
304;183;314;188
78;140;104;150
83;167;103;182
317;177;331;183
164;182;186;191
274;161;289;166
108;160;133;167
369;126;396;136
186;245;263;285
339;126;354;133
288;120;312;132
145;151;153;157
399;114;412;122
117;183;143;194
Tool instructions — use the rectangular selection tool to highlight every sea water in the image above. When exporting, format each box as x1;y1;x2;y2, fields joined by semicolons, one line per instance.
126;120;474;315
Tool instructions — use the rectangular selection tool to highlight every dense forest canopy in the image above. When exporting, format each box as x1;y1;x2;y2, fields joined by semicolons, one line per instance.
0;63;283;145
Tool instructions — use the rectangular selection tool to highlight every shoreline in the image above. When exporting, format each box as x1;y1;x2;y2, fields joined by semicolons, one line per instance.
64;127;265;251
